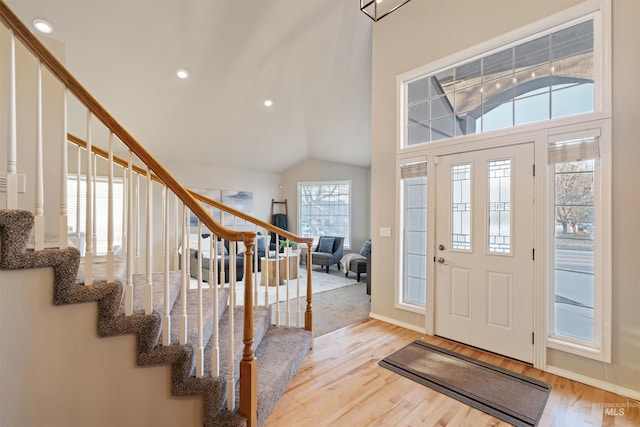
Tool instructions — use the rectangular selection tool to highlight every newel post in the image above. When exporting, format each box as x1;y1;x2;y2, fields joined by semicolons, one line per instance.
239;236;257;427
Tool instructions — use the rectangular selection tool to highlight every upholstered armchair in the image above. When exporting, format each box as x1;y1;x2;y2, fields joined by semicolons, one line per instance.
344;239;371;282
310;236;344;273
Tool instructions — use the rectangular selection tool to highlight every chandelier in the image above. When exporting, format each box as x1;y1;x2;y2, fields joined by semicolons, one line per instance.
360;0;412;22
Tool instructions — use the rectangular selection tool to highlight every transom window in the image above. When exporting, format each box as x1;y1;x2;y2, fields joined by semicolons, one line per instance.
403;19;595;146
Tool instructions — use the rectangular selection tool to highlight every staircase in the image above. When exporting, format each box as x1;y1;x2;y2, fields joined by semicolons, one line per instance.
0;2;315;425
0;209;312;426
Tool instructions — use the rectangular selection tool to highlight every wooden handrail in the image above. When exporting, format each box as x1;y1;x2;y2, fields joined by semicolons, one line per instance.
0;1;244;243
67;132;313;248
67;134;162;183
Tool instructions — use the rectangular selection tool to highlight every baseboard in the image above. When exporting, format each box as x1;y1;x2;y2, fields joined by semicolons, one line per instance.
369;312;425;334
545;365;640;401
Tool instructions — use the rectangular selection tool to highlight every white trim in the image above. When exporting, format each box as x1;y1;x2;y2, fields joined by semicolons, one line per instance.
545;366;640;401
369;312;426;334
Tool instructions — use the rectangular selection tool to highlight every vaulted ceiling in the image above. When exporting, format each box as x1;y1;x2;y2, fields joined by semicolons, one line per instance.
7;0;373;173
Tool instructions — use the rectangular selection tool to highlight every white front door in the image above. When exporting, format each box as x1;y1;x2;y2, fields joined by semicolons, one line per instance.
435;143;534;363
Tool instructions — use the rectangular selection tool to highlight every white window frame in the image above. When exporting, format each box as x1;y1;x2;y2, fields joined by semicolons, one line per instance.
546;125;611;363
396;155;428;312
297;180;351;250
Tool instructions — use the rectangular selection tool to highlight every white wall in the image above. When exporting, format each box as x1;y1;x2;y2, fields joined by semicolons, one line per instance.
370;0;639;396
281;158;371;253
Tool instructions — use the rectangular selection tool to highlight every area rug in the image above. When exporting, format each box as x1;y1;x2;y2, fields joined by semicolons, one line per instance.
273;282;370;337
379;341;551;427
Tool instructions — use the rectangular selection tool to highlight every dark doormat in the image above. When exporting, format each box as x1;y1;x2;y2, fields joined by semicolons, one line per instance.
379;340;551;427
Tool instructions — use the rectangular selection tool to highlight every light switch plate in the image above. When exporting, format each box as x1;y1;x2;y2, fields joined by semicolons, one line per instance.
379;227;392;237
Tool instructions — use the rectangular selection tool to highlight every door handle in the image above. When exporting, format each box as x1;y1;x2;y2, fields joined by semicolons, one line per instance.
437;257;446;264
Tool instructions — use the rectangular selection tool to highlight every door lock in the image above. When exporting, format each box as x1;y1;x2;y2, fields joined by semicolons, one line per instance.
438;244;445;251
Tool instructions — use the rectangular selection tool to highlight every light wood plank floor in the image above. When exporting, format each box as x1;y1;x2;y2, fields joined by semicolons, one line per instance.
264;318;639;427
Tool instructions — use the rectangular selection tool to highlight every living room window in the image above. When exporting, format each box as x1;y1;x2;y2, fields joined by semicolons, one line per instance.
67;176;124;256
298;181;350;249
399;159;427;308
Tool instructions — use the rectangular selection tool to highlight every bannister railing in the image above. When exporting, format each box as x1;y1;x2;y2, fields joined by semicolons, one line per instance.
66;132;314;330
0;2;315;425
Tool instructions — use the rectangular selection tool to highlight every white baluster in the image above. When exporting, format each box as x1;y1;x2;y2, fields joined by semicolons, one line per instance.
106;133;115;283
285;241;290;327
253;225;259;308
59;90;68;250
296;250;301;328
163;186;171;347
6;30;18;209
75;146;81;248
227;239;235;411
275;233;280;325
125;151;134;316
179;208;188;345
121;168;127;256
134;174;140;273
84;112;93;285
264;233;270;308
196;220;204;378
34;60;44;251
144;168;153;315
173;195;180;269
92;154;97;253
210;223;219;378
219;212;226;284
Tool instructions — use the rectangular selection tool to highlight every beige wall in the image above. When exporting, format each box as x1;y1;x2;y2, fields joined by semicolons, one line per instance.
0;268;202;427
281;158;371;252
166;158;281;226
370;0;639;395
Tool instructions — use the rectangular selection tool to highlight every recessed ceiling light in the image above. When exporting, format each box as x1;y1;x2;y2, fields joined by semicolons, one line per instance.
176;69;189;79
33;19;54;34
264;99;274;107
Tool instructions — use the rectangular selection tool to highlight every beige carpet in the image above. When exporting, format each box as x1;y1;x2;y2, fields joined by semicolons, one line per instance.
273;281;371;337
192;265;359;306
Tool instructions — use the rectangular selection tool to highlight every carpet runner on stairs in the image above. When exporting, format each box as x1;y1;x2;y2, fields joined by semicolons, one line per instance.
0;209;312;427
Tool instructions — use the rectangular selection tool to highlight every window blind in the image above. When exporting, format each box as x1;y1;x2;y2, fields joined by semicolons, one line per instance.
401;160;428;179
548;137;600;164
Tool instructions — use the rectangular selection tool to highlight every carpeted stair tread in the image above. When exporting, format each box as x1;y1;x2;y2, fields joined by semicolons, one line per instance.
205;305;272;380
200;304;272;423
113;271;183;317
253;327;313;425
167;287;230;350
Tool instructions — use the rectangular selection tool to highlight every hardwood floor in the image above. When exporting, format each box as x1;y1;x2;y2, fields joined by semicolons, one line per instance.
264;318;640;427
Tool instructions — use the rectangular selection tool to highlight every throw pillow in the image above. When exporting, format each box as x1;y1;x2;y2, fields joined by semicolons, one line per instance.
360;239;372;257
257;232;266;253
317;237;335;253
